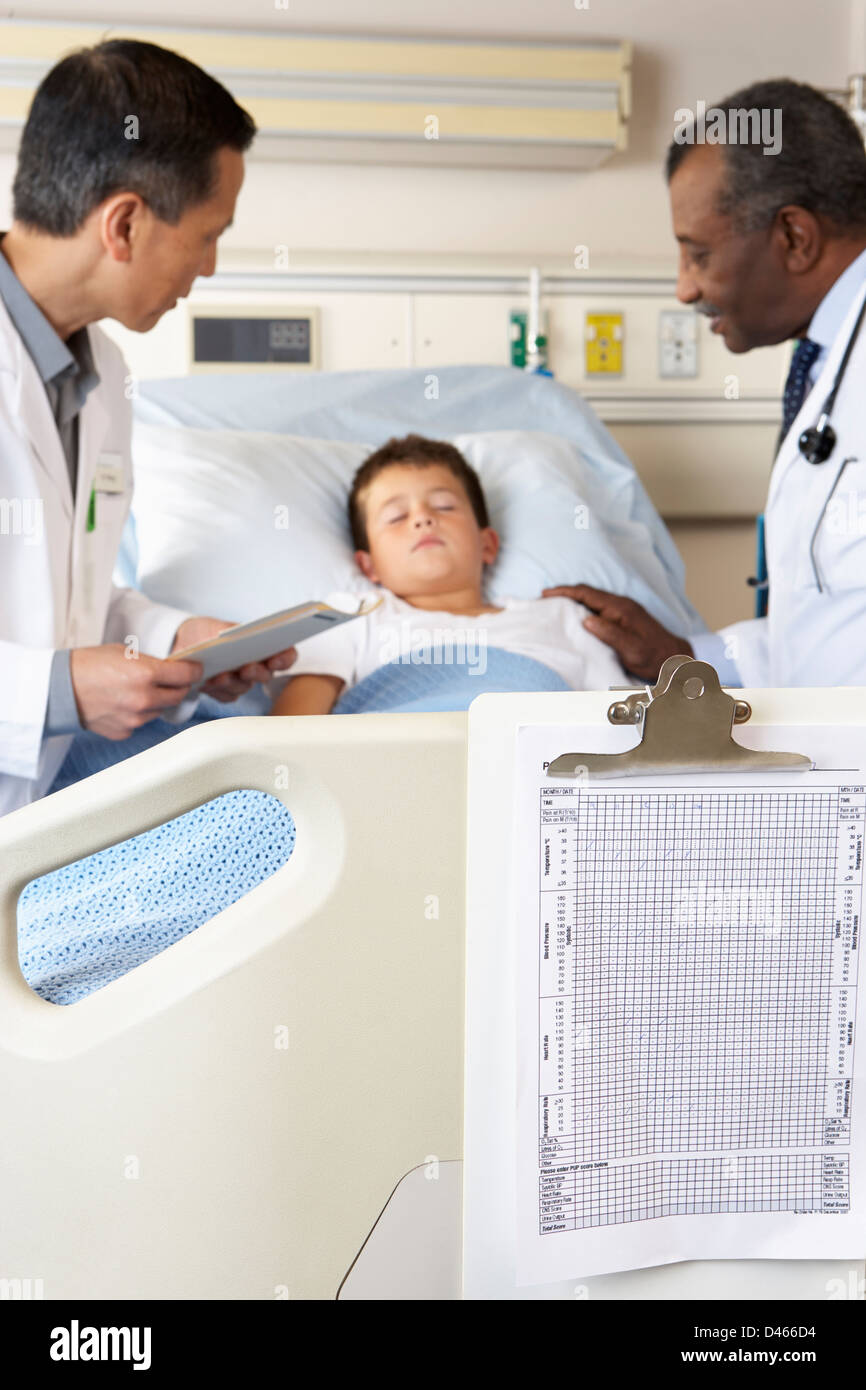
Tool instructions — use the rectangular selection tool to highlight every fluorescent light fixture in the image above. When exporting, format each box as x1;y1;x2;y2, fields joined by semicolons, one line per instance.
0;20;631;170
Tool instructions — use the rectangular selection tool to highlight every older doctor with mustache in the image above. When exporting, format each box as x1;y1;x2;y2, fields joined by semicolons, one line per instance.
548;79;866;689
0;39;295;817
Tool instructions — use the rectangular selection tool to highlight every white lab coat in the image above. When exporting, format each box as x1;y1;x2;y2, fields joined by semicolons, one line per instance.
0;294;191;816
719;281;866;687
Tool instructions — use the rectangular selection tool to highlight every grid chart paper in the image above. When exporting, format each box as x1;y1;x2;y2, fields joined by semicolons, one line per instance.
534;785;860;1242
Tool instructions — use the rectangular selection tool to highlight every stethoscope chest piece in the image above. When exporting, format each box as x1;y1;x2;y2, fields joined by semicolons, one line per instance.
798;415;837;465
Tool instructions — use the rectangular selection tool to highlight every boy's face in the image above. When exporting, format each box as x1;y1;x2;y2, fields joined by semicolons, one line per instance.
355;462;499;599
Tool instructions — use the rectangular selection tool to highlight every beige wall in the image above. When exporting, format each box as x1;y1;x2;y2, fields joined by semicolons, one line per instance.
0;0;856;263
666;520;758;630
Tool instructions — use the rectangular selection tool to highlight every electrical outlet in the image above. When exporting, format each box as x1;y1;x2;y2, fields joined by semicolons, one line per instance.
659;310;698;378
585;313;623;375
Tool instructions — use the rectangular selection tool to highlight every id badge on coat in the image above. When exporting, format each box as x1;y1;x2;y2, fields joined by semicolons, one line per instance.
92;454;125;494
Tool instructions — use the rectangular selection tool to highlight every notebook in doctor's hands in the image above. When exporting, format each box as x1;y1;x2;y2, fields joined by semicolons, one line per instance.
172;595;381;681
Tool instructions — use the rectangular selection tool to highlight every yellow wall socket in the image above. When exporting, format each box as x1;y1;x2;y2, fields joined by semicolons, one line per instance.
585;312;623;375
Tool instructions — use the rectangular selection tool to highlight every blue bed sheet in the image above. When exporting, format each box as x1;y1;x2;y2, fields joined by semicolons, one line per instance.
18;790;295;1005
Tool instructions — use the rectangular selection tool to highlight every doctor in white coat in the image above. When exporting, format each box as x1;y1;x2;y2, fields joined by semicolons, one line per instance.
0;39;294;817
547;79;866;687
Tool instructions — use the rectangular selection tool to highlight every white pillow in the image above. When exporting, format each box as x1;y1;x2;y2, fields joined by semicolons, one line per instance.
130;428;367;621
129;424;697;632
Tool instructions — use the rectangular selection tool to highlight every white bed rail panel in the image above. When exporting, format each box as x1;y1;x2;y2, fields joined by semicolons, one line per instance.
0;714;466;1300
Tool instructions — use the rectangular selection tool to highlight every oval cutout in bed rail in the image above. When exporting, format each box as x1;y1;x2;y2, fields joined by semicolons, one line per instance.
0;717;347;1060
18;789;295;1007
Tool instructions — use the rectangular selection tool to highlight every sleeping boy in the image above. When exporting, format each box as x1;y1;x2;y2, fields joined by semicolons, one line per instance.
270;433;625;715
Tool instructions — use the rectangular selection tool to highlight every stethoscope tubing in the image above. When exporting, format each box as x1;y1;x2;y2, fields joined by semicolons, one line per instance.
808;455;856;593
790;285;866;590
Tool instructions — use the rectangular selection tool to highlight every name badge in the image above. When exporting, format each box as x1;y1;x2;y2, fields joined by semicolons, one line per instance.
93;454;125;494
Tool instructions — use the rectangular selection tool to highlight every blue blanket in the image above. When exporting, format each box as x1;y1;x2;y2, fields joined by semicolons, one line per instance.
23;650;567;1005
333;646;570;712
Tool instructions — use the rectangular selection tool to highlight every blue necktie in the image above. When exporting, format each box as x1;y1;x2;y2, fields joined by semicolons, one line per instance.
780;336;820;445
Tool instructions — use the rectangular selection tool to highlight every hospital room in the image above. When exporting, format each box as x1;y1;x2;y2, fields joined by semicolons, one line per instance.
1;0;865;1341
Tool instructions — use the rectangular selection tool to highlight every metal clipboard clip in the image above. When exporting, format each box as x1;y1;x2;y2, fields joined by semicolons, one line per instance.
546;655;813;779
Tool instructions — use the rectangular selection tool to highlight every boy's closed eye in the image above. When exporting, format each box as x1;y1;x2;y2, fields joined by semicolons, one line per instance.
381;498;457;525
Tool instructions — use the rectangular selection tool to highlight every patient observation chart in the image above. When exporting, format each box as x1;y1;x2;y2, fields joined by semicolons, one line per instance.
536;783;859;1232
505;713;866;1283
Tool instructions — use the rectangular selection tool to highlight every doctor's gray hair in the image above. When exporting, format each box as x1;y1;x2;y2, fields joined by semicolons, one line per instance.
666;79;866;234
12;39;256;236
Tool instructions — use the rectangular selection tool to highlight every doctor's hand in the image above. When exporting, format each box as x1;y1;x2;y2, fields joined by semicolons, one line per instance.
69;645;205;740
542;584;694;681
171;617;297;704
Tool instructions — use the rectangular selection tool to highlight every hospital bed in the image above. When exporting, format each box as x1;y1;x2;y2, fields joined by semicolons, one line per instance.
24;364;706;998
2;367;860;1298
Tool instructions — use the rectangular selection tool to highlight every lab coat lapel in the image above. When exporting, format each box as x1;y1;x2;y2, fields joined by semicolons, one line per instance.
767;281;866;514
67;377;112;629
75;376;111;504
0;297;73;522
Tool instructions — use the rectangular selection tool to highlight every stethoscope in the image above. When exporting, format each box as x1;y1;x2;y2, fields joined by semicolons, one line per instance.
797;289;866;465
750;289;866;606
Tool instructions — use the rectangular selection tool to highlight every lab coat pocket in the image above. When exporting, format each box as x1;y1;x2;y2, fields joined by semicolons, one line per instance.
810;458;866;593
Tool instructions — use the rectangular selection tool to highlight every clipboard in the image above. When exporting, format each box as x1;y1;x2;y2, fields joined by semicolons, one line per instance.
171;595;381;682
463;668;866;1300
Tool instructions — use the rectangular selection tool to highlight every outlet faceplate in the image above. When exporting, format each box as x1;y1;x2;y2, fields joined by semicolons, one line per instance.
659;310;698;378
585;312;623;375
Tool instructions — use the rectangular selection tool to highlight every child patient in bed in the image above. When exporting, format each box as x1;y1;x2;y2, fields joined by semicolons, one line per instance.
270;434;624;715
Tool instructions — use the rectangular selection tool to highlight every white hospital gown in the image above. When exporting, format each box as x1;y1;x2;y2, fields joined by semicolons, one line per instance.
288;589;625;692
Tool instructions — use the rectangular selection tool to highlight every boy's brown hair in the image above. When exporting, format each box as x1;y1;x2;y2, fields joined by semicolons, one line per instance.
349;433;490;550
